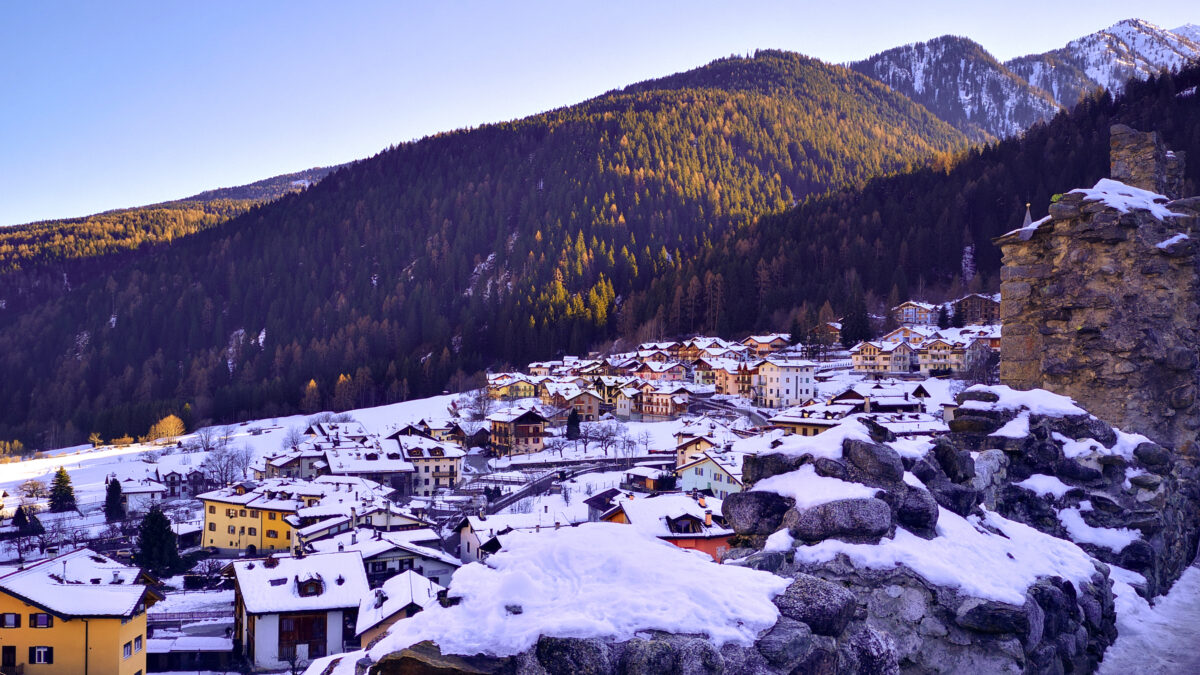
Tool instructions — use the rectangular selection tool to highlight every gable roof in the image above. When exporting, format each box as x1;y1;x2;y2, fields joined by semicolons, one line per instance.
234;551;369;614
355;570;445;636
0;548;155;618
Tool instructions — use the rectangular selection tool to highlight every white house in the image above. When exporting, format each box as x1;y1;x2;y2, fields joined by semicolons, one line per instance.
354;571;445;645
232;551;369;670
121;478;167;513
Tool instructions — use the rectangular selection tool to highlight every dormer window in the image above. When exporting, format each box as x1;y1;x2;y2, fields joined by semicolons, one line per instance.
298;580;323;597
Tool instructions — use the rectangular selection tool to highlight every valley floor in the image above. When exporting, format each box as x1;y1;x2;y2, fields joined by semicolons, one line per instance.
1100;563;1200;674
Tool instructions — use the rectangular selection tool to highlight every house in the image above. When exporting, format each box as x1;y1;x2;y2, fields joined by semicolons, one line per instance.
620;466;674;493
146;635;233;672
741;334;790;357
675;452;744;499
254;446;327;481
815;322;843;346
564;389;603;422
952;293;1001;325
304;527;460;588
640;383;691;420
753;358;816;408
486;408;548;457
768;402;857;436
156;467;215;499
355;571;445;647
199;476;394;555
321;444;415;493
0;548;159;675
850;340;917;375
582;488;628;522
600;493;732;561
634;361;687;382
613;387;641;420
382;435;466;497
892;301;939;326
232;551;369;670
119;478;167;513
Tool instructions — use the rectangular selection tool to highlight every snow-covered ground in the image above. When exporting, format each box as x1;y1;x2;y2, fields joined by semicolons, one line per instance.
0;394;462;509
1100;564;1200;674
498;470;628;522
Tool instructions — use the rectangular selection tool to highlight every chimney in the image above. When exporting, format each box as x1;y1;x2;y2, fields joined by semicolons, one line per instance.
338;542;344;552
697;496;706;508
704;510;712;527
351;532;357;545
555;521;561;530
112;571;120;583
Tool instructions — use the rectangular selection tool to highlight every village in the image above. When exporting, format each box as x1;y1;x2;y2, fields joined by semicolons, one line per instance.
0;293;1001;674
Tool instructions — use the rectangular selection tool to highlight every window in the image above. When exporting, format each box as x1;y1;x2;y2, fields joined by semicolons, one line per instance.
267;530;278;538
123;641;132;658
1;613;18;628
30;613;51;628
226;509;236;518
208;522;216;531
249;510;259;518
208;505;216;514
30;647;52;664
228;526;236;534
134;636;143;652
248;527;257;536
239;509;247;517
269;512;277;520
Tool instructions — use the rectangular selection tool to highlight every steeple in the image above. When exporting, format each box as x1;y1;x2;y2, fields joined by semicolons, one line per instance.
1022;203;1032;228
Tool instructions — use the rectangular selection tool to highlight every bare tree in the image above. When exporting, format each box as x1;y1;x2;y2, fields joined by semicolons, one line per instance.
456;385;496;423
280;426;305;451
593;422;620;457
201;444;253;486
19;479;47;499
193;426;220;453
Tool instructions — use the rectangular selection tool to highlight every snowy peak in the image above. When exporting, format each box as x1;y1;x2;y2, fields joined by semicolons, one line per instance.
850;35;1060;139
1174;23;1200;44
1007;18;1200;109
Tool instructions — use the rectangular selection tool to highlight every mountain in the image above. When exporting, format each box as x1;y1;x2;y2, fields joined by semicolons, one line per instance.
1175;23;1200;44
0;165;339;312
850;36;1060;140
850;19;1200;139
1006;18;1200;109
0;50;969;447
633;63;1200;348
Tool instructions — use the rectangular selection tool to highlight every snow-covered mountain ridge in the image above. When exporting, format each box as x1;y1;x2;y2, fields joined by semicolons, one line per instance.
852;19;1200;139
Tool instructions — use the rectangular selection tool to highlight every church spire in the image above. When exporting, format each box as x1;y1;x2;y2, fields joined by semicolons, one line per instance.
1022;202;1032;228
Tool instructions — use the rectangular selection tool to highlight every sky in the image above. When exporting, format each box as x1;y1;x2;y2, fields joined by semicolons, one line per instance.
1;1;1196;227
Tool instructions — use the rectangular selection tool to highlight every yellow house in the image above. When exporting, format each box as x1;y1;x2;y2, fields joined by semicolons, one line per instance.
200;476;395;555
0;548;159;675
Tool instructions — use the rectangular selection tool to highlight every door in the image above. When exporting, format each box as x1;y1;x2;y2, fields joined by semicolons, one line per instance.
2;645;14;668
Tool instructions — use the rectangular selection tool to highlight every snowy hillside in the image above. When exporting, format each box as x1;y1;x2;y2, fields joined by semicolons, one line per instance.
854;19;1200;139
851;36;1060;140
1007;18;1200;109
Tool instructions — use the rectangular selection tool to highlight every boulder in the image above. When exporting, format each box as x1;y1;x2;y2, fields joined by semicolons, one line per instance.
756;617;814;670
773;573;858;637
786;498;893;544
721;490;792;535
933;439;976;483
954;598;1030;635
843;439;905;485
956;389;1000;404
618;638;678;675
895;485;940;537
742;452;808;485
814;457;850;481
1133;442;1173;474
536;636;611;675
927;479;980;517
836;625;899;675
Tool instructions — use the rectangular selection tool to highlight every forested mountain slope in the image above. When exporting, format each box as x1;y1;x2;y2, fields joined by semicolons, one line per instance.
0;50;969;447
0;166;337;312
629;66;1200;343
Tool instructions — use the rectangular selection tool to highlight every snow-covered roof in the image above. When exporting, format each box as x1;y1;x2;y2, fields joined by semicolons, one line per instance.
607;493;731;539
1069;178;1184;220
121;478;166;494
305;527;460;569
0;548;152;618
355;570;445;636
234;551;369;614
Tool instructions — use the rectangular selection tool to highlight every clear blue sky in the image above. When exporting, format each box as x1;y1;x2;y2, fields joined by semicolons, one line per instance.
1;1;1195;226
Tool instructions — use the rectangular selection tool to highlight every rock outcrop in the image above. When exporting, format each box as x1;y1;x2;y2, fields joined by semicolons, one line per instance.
996;124;1200;452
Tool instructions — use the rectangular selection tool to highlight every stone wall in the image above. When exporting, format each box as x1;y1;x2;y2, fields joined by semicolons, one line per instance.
996;125;1200;452
1109;124;1186;199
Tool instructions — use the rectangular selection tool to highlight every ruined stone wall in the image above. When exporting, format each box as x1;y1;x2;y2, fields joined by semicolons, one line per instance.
997;125;1200;452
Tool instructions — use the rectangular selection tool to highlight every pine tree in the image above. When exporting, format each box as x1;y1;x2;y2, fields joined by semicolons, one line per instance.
839;285;873;346
951;304;966;328
136;505;179;576
566;409;581;440
937;305;951;329
105;478;125;523
49;467;76;513
12;505;29;533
